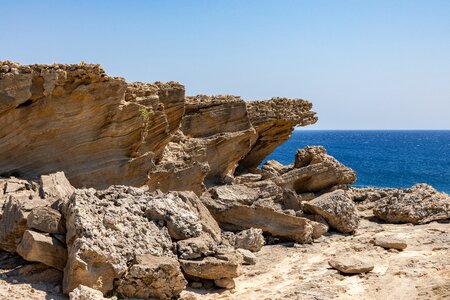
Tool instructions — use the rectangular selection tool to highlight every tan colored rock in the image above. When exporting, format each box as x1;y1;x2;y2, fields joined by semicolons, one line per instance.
16;230;67;271
179;252;243;280
40;172;75;200
373;184;450;224
0;194;46;252
274;146;356;193
303;190;359;233
236;248;256;265
177;233;217;259
202;182;321;243
27;206;65;234
372;235;407;250
0;61;185;189
233;228;265;252
328;257;374;274
214;278;235;289
69;285;106;300
63;187;174;294
116;254;187;299
238;98;317;170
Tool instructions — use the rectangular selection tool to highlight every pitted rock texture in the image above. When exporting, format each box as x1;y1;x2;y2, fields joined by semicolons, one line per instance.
63;186;175;294
116;254;187;300
373;184;450;224
303;190;359;233
0;61;185;189
202;181;321;243
238;98;317;170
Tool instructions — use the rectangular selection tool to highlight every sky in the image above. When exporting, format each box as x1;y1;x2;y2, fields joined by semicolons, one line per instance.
1;1;449;129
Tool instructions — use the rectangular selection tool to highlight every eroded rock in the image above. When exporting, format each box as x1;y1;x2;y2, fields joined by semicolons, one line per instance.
303;190;359;233
116;254;187;299
179;252;243;280
373;184;450;224
328;257;374;274
63;187;174;294
16;230;67;271
27;206;65;234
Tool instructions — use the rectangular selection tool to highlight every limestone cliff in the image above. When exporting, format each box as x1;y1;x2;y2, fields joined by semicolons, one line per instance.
0;61;317;192
0;61;184;188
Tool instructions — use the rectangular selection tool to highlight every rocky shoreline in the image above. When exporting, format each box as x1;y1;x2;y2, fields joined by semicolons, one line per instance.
0;61;449;299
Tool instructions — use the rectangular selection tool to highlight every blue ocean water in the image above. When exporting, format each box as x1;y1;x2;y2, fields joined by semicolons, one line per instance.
263;130;450;194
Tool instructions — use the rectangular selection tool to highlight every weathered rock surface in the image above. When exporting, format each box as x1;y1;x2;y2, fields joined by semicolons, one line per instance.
40;172;75;200
179;252;243;280
27;206;65;234
16;230;67;271
328;257;374;274
214;278;235;289
63;186;175;294
69;285;106;300
116;254;187;299
238;98;317;170
232;228;265;252
303;190;359;233
372;234;407;250
202;182;321;243
0;193;46;252
274;146;356;193
373;184;450;224
0;61;185;188
236;248;257;265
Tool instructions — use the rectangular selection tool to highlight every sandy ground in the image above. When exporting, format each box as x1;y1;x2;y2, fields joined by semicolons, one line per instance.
184;219;450;300
0;219;449;300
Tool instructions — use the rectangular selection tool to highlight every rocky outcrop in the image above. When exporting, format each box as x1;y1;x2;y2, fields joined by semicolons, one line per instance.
373;184;450;224
17;229;67;271
1;62;319;193
238;98;317;170
202;181;324;243
116;254;187;299
303;190;359;233
0;61;184;188
274;146;356;193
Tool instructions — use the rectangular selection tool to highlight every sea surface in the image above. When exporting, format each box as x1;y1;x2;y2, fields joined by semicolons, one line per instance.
263;130;450;194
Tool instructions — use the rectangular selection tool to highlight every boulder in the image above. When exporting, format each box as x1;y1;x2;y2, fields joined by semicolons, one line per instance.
69;285;106;300
238;98;317;170
16;230;67;271
236;248;257;265
0;194;46;252
328;257;374;274
40;172;75;200
63;187;174;294
179;252;243;280
274;146;356;193
372;234;407;250
145;192;203;240
303;190;359;233
373;184;450;224
177;233;217;259
27;206;65;234
214;278;235;289
116;254;187;300
202;183;321;243
0;62;185;188
232;228;265;252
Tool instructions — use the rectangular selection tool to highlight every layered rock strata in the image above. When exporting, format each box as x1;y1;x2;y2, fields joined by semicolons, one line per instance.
0;62;317;193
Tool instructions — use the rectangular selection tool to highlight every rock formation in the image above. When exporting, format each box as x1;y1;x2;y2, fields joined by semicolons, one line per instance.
1;62;449;300
0;62;317;193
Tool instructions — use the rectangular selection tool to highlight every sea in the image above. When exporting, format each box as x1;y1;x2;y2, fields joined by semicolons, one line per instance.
263;130;450;194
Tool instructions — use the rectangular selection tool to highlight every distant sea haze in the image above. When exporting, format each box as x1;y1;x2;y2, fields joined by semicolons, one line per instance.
264;130;450;194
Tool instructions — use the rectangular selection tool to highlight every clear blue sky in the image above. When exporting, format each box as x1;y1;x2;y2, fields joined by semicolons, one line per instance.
1;1;449;129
